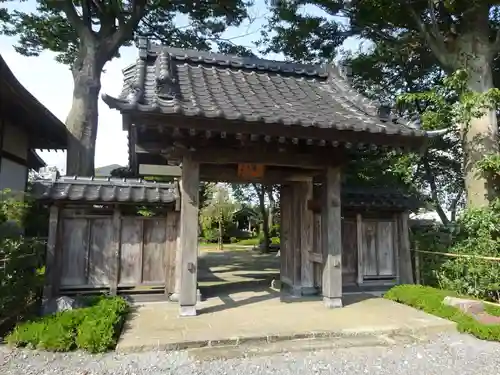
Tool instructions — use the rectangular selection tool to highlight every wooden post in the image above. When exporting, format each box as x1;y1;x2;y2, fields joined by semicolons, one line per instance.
299;180;315;295
289;183;302;295
179;155;200;316
356;213;364;286
43;204;60;301
321;167;343;308
279;184;292;287
165;211;180;297
414;248;421;284
397;211;414;284
109;206;121;296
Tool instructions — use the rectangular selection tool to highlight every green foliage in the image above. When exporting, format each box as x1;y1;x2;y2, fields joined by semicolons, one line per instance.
434;201;500;300
200;185;239;246
0;0;253;66
384;285;500;341
411;223;456;286
6;296;129;353
0;190;45;322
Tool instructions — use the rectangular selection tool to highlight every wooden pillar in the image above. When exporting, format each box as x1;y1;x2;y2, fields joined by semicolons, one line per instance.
356;213;364;286
321;167;343;308
43;204;60;301
179;155;200;316
109;206;121;296
397;211;414;284
164;211;179;296
279;184;292;288
298;180;315;295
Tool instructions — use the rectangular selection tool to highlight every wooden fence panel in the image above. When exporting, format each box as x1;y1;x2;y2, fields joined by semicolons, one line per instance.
55;212;180;292
142;219;167;283
88;218;113;286
119;218;143;285
60;218;88;287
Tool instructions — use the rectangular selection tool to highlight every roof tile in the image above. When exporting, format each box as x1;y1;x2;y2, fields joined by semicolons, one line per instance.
103;44;425;138
32;176;179;204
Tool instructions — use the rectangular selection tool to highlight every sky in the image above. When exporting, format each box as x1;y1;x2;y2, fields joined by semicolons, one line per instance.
0;1;361;174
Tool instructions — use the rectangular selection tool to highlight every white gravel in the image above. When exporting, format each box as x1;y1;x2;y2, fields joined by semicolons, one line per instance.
2;332;500;375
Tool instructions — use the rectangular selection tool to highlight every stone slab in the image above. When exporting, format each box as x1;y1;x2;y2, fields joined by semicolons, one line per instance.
116;292;456;353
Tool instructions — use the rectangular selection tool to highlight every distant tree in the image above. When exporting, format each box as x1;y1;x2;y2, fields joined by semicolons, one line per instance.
200;184;239;250
0;0;252;176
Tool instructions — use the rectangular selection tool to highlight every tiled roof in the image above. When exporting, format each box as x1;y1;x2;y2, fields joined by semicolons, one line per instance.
0;54;68;150
342;188;421;210
102;41;432;139
32;176;179;204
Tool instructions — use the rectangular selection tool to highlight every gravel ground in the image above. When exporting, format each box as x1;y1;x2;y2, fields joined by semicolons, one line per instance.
2;332;500;375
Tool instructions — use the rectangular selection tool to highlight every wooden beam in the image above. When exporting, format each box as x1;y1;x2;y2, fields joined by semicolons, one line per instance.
130;113;424;151
43;204;60;301
397;211;414;284
138;164;182;177
199;164;320;183
109;206;121;296
136;144;346;168
179;155;200;316
321;167;343;308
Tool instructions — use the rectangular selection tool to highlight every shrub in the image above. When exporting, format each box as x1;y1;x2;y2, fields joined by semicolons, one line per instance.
0;190;46;324
6;296;129;353
434;201;500;301
385;285;500;341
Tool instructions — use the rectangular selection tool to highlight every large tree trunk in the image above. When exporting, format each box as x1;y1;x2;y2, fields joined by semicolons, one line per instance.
65;54;103;176
459;41;499;207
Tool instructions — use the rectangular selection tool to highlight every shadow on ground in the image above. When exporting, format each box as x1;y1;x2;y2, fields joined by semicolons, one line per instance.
198;249;280;299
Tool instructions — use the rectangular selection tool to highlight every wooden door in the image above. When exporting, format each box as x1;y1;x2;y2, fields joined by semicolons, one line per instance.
361;220;395;279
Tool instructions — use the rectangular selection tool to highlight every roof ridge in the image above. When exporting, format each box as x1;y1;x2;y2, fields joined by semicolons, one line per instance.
141;39;328;78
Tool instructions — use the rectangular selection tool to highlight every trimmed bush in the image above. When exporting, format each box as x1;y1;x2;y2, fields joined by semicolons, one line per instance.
6;296;129;353
385;284;500;341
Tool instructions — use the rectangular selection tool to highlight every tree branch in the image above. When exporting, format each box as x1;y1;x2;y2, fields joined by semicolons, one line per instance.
423;158;449;225
450;187;463;222
58;0;95;44
408;3;450;68
101;0;147;59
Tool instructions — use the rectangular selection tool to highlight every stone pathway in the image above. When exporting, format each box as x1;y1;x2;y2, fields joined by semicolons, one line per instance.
116;292;455;352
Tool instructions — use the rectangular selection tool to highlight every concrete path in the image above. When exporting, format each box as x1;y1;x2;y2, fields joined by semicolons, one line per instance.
116;292;455;353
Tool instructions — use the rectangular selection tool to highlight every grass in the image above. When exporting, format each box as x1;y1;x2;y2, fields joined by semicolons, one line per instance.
385;285;500;341
5;296;129;353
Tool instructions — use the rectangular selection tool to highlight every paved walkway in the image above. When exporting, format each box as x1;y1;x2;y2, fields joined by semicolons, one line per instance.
116;291;455;352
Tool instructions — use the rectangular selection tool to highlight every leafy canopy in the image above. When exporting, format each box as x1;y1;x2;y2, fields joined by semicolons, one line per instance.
0;0;254;67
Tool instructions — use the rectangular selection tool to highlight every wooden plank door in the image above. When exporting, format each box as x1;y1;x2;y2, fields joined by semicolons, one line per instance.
361;220;395;279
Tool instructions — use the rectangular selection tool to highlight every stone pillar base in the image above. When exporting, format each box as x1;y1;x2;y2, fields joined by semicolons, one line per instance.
179;305;197;317
323;296;343;309
169;289;202;303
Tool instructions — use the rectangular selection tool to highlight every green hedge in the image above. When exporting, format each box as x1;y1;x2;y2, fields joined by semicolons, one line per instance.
5;296;129;353
385;285;500;341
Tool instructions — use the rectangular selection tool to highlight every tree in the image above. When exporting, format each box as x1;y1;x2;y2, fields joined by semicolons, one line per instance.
200;184;239;250
0;0;252;175
262;0;500;208
231;183;273;251
343;35;464;224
